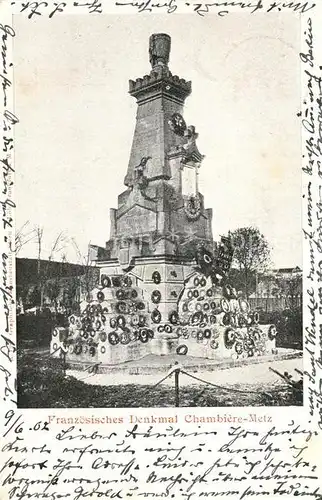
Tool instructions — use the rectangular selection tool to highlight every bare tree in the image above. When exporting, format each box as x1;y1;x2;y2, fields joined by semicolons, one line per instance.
44;279;61;314
14;221;37;255
35;225;44;276
48;231;69;261
17;225;97;314
34;227;69;310
71;238;98;302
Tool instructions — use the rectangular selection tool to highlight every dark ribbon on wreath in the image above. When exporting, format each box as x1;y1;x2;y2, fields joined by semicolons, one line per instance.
195;245;214;276
195;239;234;285
195;245;225;286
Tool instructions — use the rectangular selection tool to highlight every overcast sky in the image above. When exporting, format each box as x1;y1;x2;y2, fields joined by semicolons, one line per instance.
14;13;301;268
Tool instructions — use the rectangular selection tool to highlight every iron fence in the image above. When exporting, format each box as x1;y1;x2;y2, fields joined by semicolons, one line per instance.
249;296;302;312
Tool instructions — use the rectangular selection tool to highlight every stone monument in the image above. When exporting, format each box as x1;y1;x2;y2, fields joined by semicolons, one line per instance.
50;34;277;367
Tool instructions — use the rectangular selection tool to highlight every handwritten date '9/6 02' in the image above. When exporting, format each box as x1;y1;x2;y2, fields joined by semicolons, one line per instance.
1;412;322;500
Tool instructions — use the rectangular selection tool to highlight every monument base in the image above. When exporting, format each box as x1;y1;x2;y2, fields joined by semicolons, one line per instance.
50;256;278;366
64;349;302;377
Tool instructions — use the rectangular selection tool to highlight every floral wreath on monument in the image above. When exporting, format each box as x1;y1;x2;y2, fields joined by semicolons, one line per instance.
183;193;202;220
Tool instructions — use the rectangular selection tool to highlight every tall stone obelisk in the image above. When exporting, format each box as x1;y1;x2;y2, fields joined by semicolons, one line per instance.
104;33;213;269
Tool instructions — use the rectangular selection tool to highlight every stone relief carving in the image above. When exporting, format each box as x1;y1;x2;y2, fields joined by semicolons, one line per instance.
168;112;187;136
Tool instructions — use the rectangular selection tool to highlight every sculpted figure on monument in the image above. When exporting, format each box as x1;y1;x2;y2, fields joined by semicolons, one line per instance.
133;156;157;201
183;125;199;155
149;33;171;68
134;156;151;181
132;156;151;191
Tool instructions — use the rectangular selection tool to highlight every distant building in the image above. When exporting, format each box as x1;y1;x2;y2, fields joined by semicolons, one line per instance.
271;266;302;280
249;266;302;311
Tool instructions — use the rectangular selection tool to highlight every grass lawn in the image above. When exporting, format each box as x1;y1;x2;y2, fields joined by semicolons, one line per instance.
17;350;303;408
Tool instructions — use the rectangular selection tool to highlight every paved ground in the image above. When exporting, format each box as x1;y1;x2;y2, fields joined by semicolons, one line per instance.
66;356;302;389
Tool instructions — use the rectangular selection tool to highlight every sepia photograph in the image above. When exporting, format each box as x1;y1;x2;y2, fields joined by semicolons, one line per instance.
14;14;303;408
